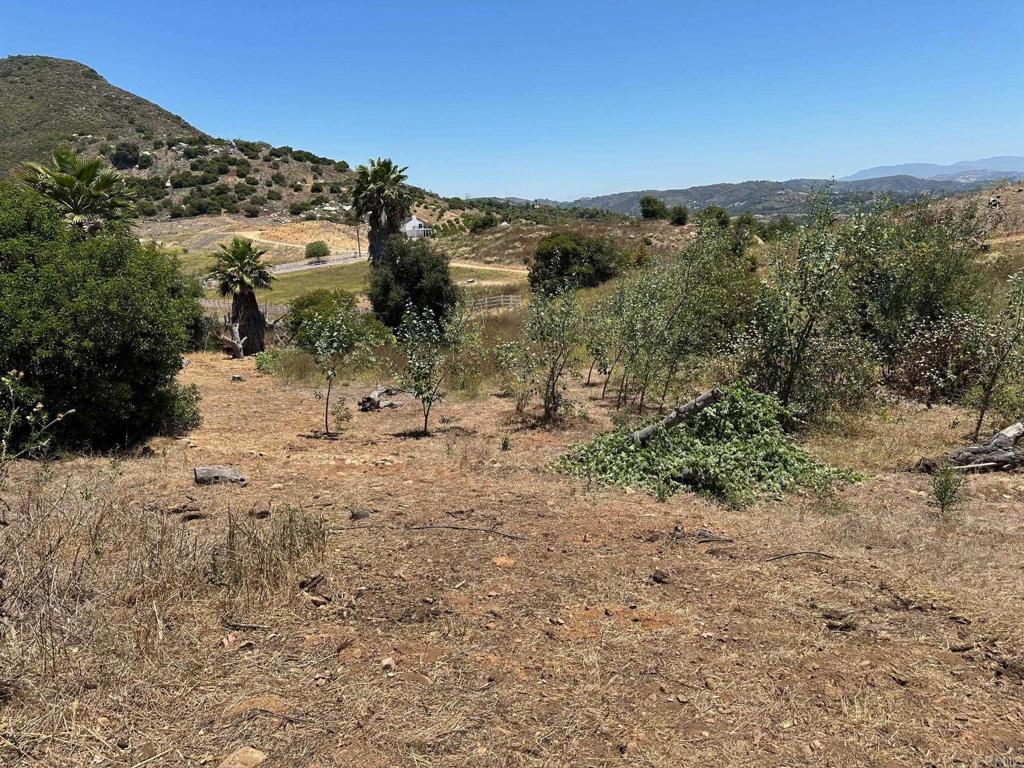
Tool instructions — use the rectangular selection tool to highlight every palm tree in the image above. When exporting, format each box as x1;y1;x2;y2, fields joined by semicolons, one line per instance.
16;147;134;232
351;158;411;265
208;237;274;356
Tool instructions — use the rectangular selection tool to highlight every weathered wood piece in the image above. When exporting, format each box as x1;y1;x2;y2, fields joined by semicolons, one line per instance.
947;418;1024;472
194;466;247;486
631;387;724;446
358;385;402;412
220;323;247;359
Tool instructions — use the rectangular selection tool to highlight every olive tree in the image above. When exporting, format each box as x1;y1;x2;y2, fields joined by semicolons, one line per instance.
397;304;481;434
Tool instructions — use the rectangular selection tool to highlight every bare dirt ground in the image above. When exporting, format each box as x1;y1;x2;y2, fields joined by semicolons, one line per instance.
137;216;364;270
5;353;1024;766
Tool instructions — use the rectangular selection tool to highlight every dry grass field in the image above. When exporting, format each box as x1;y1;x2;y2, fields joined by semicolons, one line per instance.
3;353;1024;767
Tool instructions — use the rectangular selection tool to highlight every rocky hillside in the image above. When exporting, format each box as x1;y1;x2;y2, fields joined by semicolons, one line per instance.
0;55;199;173
0;55;455;223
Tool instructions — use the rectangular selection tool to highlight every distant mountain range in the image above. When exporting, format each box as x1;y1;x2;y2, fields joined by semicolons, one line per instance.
842;156;1024;183
540;174;1004;218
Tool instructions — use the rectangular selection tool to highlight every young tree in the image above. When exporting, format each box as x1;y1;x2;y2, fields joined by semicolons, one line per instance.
970;272;1024;440
639;195;668;220
16;147;134;231
351;158;412;265
208;237;274;356
305;240;330;263
368;237;460;328
397;304;481;434
527;290;585;421
307;304;384;436
737;192;876;421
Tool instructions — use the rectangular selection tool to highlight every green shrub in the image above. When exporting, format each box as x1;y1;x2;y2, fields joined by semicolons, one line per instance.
369;237;460;329
528;232;624;294
930;462;964;519
668;205;689;226
157;383;202;436
305;240;330;262
557;385;853;507
254;349;280;373
136;153;154;170
110;142;141;169
0;183;200;450
639;195;667;220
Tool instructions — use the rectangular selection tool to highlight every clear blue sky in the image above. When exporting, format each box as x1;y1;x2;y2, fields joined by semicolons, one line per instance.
2;1;1021;200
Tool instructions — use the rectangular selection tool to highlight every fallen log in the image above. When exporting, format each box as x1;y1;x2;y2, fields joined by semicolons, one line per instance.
358;385;403;412
917;418;1024;473
631;387;724;446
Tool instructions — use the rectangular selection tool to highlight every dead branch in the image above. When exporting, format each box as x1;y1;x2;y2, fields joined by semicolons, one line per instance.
765;550;836;563
631;387;724;446
408;524;526;540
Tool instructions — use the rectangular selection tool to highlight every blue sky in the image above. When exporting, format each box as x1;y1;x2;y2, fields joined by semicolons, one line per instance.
2;1;1021;199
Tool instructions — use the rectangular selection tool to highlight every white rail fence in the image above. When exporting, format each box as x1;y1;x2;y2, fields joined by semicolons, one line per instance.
270;251;361;275
200;293;522;325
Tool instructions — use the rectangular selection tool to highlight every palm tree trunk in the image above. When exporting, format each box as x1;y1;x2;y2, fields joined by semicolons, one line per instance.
231;289;266;356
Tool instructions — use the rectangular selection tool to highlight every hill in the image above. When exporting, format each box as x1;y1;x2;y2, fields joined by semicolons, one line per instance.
843;155;1024;183
0;55;456;224
544;175;983;217
0;55;201;174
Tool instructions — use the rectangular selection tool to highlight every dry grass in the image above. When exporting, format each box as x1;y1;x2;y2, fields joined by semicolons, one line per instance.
2;353;1024;766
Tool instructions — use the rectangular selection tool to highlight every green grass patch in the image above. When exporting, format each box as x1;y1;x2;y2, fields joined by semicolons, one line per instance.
556;385;855;507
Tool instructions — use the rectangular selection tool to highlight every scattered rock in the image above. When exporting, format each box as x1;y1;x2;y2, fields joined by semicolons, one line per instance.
182;511;211;522
222;694;290;720
194;466;247;486
350;507;373;521
250;502;271;520
231;374;245;382
218;746;268;768
380;657;396;671
491;555;516;568
167;500;201;515
299;591;329;607
650;569;671;585
269;483;284;491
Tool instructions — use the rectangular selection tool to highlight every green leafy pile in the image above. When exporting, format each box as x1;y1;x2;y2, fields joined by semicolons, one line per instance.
557;385;853;507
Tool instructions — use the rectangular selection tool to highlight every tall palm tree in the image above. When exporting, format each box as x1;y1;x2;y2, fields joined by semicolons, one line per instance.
351;158;411;265
208;237;274;356
16;147;134;232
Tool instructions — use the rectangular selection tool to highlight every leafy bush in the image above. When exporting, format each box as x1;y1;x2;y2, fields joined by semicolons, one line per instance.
557;385;853;507
0;183;200;450
285;289;364;350
305;240;330;262
639;195;667;220
157;383;202;436
136;153;154;170
737;193;877;422
668;205;689;226
254;349;279;373
528;232;623;294
369;237;460;329
464;211;498;232
110;142;140;169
